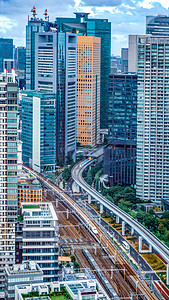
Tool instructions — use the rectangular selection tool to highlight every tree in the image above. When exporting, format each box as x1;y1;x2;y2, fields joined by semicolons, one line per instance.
162;211;169;219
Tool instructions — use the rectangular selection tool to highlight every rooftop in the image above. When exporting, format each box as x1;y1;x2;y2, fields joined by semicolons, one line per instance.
5;261;42;276
21;202;58;222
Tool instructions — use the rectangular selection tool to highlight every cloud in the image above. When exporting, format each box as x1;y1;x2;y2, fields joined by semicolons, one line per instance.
1;0;169;54
80;0;122;6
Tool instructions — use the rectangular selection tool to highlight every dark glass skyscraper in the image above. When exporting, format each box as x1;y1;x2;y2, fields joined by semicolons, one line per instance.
56;12;111;128
104;74;137;187
0;38;13;72
108;74;137;141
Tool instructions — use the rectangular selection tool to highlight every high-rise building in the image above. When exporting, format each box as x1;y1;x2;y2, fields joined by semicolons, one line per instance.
104;74;137;186
146;15;169;36
22;91;57;172
15;203;59;282
121;48;128;73
16;47;26;71
56;12;111;128
0;38;13;72
108;74;137;141
0;70;18;290
34;31;77;162
129;35;169;201
26;13;52;90
77;36;100;147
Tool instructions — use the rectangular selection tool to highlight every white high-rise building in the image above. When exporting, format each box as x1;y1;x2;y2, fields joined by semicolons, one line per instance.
34;31;77;163
0;70;18;290
129;35;169;202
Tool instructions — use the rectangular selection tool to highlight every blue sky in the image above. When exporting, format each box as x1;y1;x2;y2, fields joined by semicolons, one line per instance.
0;0;169;54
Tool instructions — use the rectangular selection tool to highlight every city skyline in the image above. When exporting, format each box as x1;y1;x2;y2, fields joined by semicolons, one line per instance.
1;1;169;54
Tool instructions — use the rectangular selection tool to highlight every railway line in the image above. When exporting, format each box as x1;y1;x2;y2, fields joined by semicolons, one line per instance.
23;165;162;300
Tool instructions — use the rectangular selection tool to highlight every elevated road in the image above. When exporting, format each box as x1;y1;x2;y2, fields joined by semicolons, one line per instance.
72;159;169;284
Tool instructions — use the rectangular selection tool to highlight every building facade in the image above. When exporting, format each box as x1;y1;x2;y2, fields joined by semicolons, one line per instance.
22;91;57;172
4;261;43;300
105;74;137;187
56;12;111;128
18;179;42;208
77;36;100;147
34;31;77;163
0;70;18;290
129;35;169;201
15;203;59;282
121;48;128;73
146;15;169;36
26;15;52;90
0;38;13;73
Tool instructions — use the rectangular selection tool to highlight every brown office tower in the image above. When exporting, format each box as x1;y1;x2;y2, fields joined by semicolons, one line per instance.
77;36;100;147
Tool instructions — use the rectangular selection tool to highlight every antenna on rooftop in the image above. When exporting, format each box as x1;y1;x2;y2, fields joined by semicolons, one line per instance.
44;9;49;21
31;6;37;19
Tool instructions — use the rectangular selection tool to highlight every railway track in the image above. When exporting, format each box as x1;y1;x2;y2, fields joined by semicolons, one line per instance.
23;165;162;300
44;191;158;300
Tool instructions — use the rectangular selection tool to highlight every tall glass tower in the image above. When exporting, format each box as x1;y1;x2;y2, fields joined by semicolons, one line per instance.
56;13;111;128
129;35;169;202
0;70;18;290
0;39;13;73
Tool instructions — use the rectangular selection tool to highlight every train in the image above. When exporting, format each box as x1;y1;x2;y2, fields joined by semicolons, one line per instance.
83;248;120;300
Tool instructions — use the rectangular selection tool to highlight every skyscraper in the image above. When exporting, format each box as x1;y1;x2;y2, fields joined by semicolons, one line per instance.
0;39;13;73
56;12;111;128
34;31;77;162
22;91;57;172
146;15;169;36
26;13;51;90
0;70;18;290
121;48;128;73
104;74;137;187
129;35;169;202
16;47;26;71
77;36;100;147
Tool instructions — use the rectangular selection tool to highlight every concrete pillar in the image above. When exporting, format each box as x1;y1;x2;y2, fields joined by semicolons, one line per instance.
66;209;69;220
131;227;134;236
88;194;91;204
138;236;142;253
116;215;120;224
100;204;103;214
122;221;125;236
167;264;169;285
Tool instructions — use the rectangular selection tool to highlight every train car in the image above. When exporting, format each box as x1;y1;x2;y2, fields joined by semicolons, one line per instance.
83;249;120;300
91;226;98;235
122;240;130;251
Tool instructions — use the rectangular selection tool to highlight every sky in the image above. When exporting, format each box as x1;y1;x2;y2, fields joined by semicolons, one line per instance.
0;0;169;55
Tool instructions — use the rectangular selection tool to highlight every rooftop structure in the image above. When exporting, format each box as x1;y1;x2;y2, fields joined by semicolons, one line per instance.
4;261;43;300
15;269;108;300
